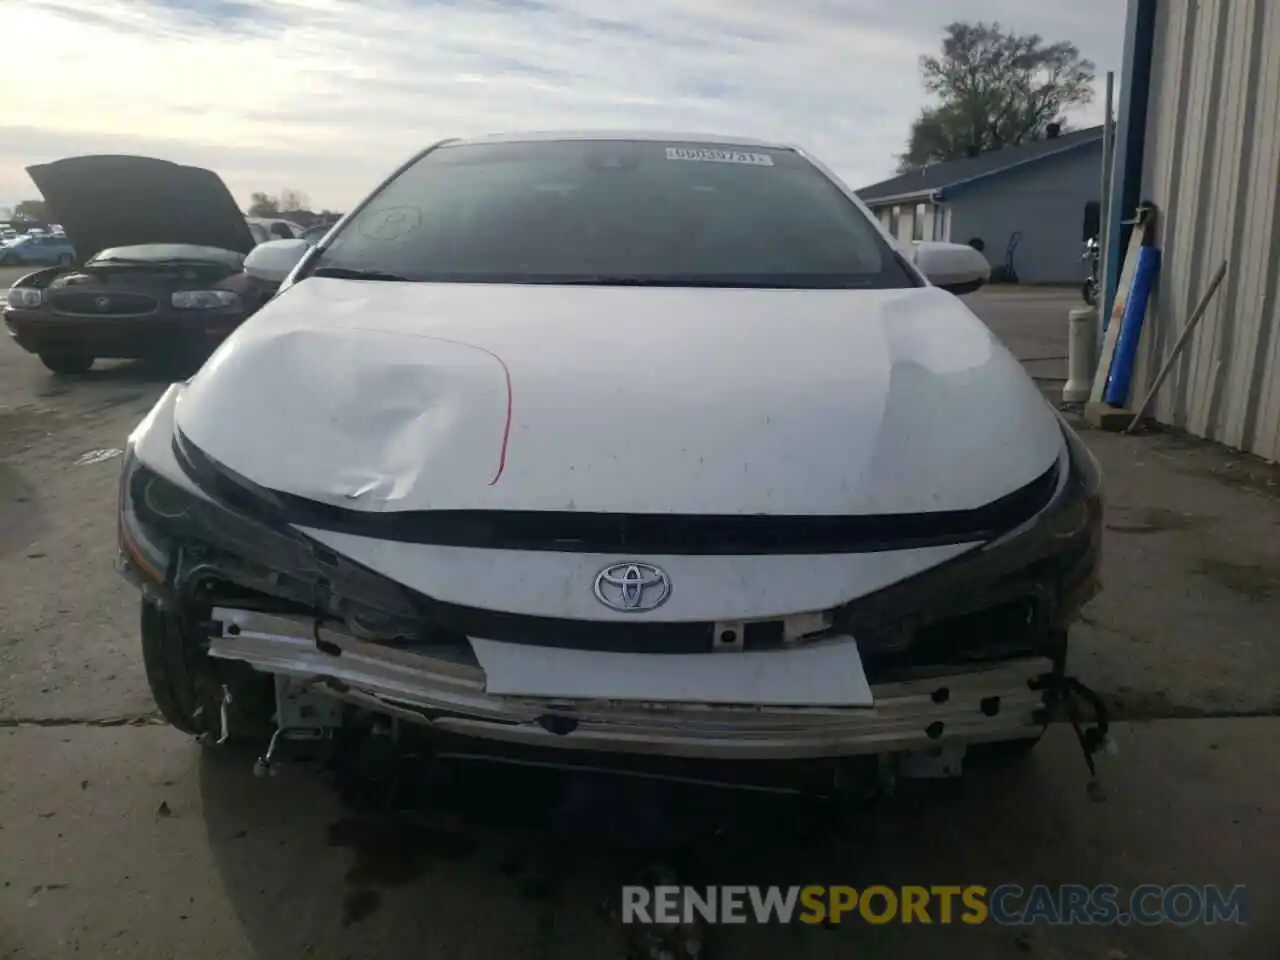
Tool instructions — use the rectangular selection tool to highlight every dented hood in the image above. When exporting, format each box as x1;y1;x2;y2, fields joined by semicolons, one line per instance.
174;279;1063;516
26;155;254;260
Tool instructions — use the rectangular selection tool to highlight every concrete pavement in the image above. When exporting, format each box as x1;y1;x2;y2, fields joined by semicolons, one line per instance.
968;288;1280;717
2;720;1274;959
1;280;1277;958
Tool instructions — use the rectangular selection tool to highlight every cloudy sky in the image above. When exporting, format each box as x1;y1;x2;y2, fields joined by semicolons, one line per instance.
1;0;1123;213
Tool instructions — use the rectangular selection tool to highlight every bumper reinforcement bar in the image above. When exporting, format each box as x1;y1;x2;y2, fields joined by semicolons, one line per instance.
206;607;1059;762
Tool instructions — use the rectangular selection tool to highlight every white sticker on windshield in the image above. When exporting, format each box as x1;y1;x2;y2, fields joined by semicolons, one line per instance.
665;147;775;166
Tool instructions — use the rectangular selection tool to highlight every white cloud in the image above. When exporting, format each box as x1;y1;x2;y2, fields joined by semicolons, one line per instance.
0;0;1124;211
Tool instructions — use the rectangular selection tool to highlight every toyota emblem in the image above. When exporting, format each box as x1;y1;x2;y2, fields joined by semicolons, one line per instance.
593;562;671;613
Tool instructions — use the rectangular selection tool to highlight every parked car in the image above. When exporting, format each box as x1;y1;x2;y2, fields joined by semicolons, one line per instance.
3;155;269;374
116;132;1106;790
300;221;334;245
0;232;75;266
245;217;304;245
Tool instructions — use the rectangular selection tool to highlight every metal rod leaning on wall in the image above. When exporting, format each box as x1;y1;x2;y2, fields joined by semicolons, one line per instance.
1124;260;1229;434
1098;71;1115;359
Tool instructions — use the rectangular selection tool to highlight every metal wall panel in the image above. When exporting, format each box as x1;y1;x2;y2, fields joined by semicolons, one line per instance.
1131;0;1280;460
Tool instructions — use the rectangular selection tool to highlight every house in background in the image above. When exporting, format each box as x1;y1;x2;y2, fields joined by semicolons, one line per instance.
856;124;1104;284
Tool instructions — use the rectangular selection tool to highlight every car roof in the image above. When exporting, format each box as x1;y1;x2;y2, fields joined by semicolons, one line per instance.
447;130;795;150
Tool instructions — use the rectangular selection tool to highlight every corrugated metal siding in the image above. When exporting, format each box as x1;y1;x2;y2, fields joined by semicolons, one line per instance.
1132;0;1280;460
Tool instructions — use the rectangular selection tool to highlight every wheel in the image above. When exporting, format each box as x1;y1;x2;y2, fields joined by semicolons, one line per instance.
38;352;95;375
141;601;218;736
140;600;272;741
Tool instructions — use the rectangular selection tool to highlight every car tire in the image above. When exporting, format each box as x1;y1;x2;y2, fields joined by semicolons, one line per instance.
38;352;95;375
140;600;272;741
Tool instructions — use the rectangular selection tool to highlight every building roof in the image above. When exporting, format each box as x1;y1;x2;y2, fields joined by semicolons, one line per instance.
857;125;1104;205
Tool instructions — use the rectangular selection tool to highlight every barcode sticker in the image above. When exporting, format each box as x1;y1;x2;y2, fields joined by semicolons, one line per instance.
665;147;775;166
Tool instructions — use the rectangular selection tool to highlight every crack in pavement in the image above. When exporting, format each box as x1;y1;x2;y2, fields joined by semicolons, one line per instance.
0;713;163;729
1102;703;1280;721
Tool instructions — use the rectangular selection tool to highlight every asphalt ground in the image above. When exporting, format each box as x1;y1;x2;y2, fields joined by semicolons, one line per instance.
2;272;1276;959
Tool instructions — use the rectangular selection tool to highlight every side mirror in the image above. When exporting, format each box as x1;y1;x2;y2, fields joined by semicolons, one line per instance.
243;238;309;284
910;241;991;295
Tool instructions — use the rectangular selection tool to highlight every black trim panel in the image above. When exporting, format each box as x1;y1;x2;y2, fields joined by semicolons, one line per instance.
173;427;1060;555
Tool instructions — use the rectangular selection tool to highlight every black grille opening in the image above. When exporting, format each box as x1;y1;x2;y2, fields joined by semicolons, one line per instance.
418;601;787;654
919;595;1042;663
51;291;158;315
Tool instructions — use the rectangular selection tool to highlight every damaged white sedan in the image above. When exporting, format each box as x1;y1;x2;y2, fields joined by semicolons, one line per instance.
117;132;1107;789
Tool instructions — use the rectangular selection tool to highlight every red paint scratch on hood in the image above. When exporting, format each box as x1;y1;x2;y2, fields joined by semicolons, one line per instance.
484;343;514;486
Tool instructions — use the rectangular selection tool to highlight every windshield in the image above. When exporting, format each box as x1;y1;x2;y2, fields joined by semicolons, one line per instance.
310;139;918;289
88;243;244;266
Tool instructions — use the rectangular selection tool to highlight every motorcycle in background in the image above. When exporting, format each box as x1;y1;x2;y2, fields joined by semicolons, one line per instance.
1081;235;1100;306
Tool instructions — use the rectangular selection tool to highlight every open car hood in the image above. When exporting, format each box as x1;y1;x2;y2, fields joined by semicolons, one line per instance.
25;155;254;260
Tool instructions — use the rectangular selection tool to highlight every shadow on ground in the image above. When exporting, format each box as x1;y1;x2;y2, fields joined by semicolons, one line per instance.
194;724;1272;960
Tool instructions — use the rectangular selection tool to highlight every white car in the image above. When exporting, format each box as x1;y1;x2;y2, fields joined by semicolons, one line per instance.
245;216;304;245
116;132;1106;789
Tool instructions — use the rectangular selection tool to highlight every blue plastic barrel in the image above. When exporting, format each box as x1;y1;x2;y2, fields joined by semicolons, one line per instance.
1105;245;1161;406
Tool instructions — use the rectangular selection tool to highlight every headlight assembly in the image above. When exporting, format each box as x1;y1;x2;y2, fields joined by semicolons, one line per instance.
116;443;423;635
171;290;241;309
6;287;43;308
117;444;313;591
837;421;1103;668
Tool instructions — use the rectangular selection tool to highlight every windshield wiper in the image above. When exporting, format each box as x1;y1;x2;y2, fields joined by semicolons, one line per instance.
539;276;698;287
311;266;410;282
534;275;871;289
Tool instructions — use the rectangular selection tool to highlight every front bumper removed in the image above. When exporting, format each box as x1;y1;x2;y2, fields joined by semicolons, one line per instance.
207;606;1056;762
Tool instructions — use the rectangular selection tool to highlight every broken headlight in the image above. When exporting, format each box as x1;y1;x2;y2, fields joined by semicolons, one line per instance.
838;418;1102;672
116;443;423;635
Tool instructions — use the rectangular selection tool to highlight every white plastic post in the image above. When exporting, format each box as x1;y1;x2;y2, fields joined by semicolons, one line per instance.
1064;306;1098;403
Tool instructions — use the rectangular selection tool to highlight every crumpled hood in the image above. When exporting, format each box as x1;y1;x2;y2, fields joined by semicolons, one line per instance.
26;155;254;260
174;279;1063;516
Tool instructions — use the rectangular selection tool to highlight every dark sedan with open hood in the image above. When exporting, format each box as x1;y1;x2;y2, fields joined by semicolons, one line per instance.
3;155;269;374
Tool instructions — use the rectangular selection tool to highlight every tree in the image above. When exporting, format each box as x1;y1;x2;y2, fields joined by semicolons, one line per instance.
247;192;280;217
247;188;312;217
278;188;310;213
14;199;50;220
897;21;1096;172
